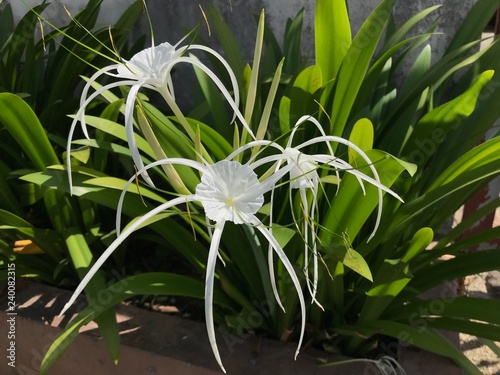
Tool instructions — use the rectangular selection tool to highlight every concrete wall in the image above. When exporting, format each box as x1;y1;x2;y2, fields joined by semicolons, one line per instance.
7;0;136;27
6;0;478;63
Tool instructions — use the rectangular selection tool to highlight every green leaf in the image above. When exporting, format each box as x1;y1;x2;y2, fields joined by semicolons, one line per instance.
324;242;373;282
382;39;484;133
64;229;120;364
401;70;494;161
271;225;296;249
349;118;374;164
315;0;351;83
282;9;305;76
329;0;396;137
411;249;500;293
4;4;48;90
320;149;406;246
136;106;191;195
433;197;500;250
378;5;441;57
208;6;245;87
383;138;500;240
244;10;265;126
430;318;500;342
429;136;500;190
79;115;155;158
387;297;500;327
358;227;433;323
287;65;323;126
191;65;232;140
445;0;500;54
0;93;59;170
254;58;284;143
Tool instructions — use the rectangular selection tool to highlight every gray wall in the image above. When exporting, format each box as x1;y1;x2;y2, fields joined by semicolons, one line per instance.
8;0;477;63
8;0;136;26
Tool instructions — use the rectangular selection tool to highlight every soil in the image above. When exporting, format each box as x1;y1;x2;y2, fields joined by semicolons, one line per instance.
460;272;500;375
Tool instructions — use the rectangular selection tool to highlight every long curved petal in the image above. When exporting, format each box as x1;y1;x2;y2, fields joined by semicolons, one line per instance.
225;140;284;162
66;79;141;193
205;220;227;373
299;187;323;310
78;65;121;139
115;157;208;235
59;194;198;316
298;136;389;241
172;56;254;139
250;215;306;361
124;83;156;187
288;116;341;194
187;44;241;123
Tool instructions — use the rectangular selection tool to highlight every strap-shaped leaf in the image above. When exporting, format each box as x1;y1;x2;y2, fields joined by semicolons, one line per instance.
329;0;396;137
401;70;494;161
0;93;59;170
315;0;351;83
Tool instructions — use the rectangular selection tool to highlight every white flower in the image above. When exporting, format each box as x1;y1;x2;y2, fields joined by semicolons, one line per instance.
66;40;254;192
196;161;264;224
59;156;305;374
234;116;403;308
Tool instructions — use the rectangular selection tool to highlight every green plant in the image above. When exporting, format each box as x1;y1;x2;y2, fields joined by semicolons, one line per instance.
12;1;500;374
0;0;144;274
182;8;500;373
0;0;146;367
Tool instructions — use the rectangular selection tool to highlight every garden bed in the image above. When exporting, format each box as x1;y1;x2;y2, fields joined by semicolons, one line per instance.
1;280;462;374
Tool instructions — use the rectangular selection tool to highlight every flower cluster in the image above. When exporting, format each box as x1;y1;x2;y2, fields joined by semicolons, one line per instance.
61;37;402;373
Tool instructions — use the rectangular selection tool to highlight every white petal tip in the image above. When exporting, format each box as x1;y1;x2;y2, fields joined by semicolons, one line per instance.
294;350;300;360
314;302;325;312
59;304;70;317
278;301;286;313
216;358;227;374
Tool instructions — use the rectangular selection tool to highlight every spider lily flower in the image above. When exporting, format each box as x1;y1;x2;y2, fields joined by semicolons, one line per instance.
59;156;304;374
66;39;255;192
233;116;404;307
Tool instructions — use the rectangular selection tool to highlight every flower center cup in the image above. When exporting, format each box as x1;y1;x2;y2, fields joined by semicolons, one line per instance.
196;160;264;225
284;147;319;189
117;42;177;85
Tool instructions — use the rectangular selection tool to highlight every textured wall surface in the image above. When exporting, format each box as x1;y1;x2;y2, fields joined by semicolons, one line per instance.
7;0;136;27
7;0;479;62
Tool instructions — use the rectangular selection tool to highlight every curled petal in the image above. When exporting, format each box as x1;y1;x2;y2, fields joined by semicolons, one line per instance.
297;136;398;241
60;194;197;317
187;44;241;124
116;157;208;235
249;215;306;361
205;220;227;373
66;78;140;194
173;56;254;138
124;83;155;187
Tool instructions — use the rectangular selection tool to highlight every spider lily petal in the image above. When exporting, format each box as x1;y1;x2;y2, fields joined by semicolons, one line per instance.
115;157;209;236
59;194;198;316
66;76;140;193
174;55;254;138
296;135;403;241
205;220;227;373
246;214;306;361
